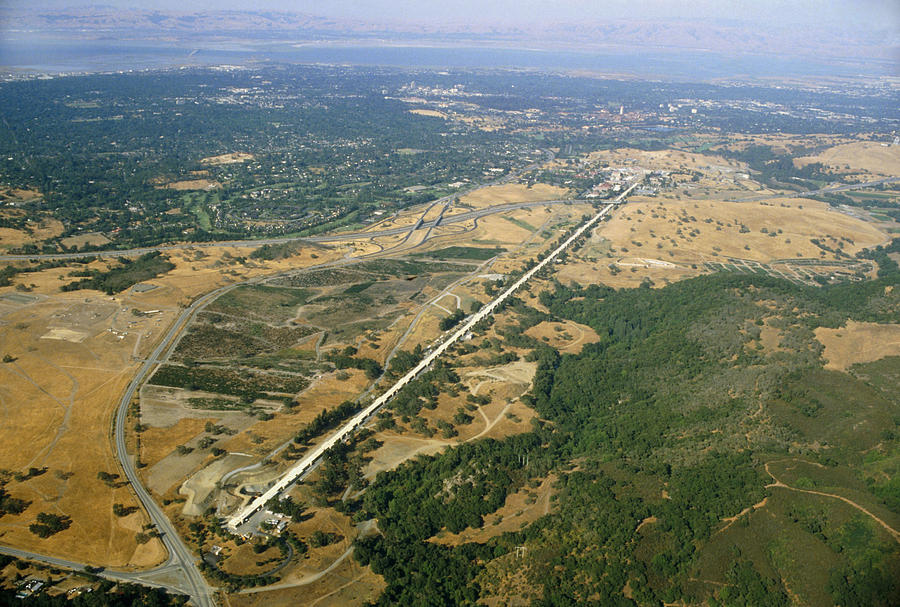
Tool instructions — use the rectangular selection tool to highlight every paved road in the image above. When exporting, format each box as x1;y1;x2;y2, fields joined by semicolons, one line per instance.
0;150;555;264
0;199;581;263
729;176;900;203
3;175;894;265
0;171;581;603
227;182;638;532
0;545;189;596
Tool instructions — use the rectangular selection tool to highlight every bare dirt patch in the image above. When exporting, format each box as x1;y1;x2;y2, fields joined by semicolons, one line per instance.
40;328;89;343
0;218;64;249
525;320;601;354
200;152;254;165
408;109;447;119
159;179;221;191
815;321;900;371
60;232;110;249
796;141;900;177
432;474;556;545
458;183;571;210
363;436;451;479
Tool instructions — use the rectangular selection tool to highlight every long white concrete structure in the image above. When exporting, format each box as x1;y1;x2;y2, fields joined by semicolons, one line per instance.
226;182;638;532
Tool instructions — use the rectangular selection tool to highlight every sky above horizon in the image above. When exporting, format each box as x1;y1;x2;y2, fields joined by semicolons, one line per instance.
9;0;900;31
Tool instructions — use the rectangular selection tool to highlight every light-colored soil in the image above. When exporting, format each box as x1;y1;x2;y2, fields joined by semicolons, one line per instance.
408;109;447;119
200;152;254;165
40;328;89;343
796;141;900;177
179;453;255;516
0;296;165;568
432;474;556;546
0;218;64;249
458;183;572;209
557;195;888;289
139;417;211;469
0;241;337;568
586;147;745;173
815;321;900;371
59;232;110;249
525;320;600;354
160;179;221;191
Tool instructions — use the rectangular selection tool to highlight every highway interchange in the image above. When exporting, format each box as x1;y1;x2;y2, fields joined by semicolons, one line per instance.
0;188;607;605
1;170;886;603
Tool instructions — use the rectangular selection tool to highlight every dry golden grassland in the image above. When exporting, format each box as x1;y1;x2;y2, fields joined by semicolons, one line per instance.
586;147;745;173
159;179;221;191
456;183;572;210
0;215;63;250
558;196;888;289
59;232;111;249
200;152;254;165
815;321;900;371
0;241;338;567
408;109;447;119
0;296;165;568
795;141;900;177
0;187;42;204
432;474;556;546
227;551;385;607
524;320;601;355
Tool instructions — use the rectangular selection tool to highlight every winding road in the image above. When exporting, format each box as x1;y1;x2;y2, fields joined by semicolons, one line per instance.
0;168;606;604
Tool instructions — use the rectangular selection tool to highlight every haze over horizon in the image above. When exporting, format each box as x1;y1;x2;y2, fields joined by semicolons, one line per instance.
1;1;897;79
6;0;899;30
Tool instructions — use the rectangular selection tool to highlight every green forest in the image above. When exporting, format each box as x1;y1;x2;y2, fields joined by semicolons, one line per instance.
353;240;900;606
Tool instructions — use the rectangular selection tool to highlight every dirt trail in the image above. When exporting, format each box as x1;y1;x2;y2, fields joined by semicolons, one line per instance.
765;461;900;544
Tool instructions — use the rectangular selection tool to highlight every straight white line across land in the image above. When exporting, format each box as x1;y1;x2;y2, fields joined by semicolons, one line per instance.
226;181;638;532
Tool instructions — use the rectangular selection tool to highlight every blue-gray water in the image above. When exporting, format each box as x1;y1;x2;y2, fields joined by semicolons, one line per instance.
0;37;890;79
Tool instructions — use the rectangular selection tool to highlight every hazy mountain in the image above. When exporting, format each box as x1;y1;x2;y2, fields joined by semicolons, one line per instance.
3;6;895;64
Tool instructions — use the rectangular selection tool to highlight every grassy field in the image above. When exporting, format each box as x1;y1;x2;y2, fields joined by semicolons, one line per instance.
795;141;900;177
816;320;900;371
0;240;339;568
457;183;572;210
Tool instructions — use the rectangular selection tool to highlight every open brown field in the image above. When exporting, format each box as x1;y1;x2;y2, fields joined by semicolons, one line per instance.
0;240;340;567
0;216;63;249
0;187;42;204
796;141;900;177
456;183;571;210
557;196;888;289
586;147;745;173
160;179;221;191
59;232;111;249
815;321;900;371
200;152;254;165
408;109;447;119
0;295;166;568
524;320;600;354
432;474;556;546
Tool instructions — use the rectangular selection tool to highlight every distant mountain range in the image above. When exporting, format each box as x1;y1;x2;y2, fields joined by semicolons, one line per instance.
2;6;895;64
